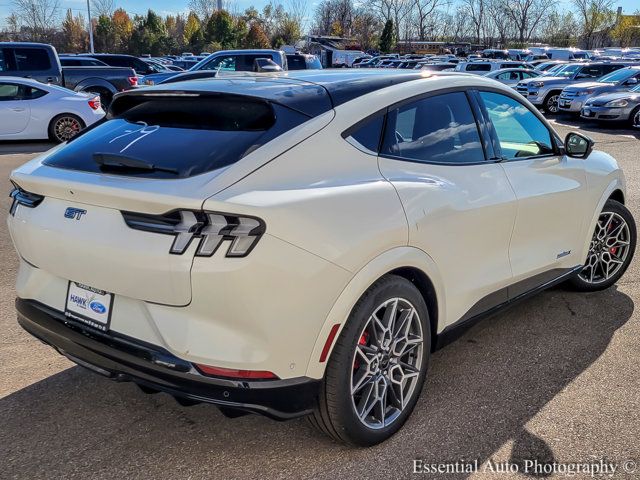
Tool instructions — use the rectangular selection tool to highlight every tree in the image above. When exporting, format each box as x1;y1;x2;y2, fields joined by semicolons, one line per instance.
498;0;554;45
243;22;270;48
610;11;640;47
61;9;87;52
91;0;115;17
183;12;201;46
461;0;487;44
112;8;133;53
572;0;615;48
11;0;60;41
352;10;381;51
413;0;442;41
94;14;115;52
379;19;395;52
189;0;220;22
204;10;235;49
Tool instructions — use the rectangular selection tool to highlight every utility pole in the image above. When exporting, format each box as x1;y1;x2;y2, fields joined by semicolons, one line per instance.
87;0;95;53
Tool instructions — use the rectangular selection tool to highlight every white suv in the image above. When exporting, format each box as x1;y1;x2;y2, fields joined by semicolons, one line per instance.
8;70;635;446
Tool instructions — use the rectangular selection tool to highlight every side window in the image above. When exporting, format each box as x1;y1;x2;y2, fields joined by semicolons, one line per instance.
521;72;536;79
466;63;491;72
479;91;554;160
23;86;47;100
236;55;268;71
347;115;384;152
200;55;235;71
14;48;51;71
0;83;21;100
0;50;7;71
381;91;485;164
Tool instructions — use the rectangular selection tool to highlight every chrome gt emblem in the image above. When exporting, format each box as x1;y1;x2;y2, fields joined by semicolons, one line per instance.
64;207;87;220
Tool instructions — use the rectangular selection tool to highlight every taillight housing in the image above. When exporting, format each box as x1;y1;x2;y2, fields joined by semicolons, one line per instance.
121;210;265;258
128;76;138;87
9;182;44;216
88;96;101;110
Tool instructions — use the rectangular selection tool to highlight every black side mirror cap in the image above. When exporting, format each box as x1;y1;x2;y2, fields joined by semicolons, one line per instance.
564;131;594;159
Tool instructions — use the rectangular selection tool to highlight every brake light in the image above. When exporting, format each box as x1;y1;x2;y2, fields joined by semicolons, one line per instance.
88;96;101;110
128;76;138;86
121;210;266;257
9;182;44;216
195;364;279;380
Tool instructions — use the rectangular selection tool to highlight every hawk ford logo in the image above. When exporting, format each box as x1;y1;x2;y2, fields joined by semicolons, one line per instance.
64;207;87;220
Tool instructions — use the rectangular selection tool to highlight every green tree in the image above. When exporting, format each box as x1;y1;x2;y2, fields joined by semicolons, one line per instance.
379;19;395;53
112;8;133;53
205;10;236;49
94;14;115;53
183;11;201;46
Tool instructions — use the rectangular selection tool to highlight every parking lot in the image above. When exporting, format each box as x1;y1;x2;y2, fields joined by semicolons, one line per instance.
1;117;639;479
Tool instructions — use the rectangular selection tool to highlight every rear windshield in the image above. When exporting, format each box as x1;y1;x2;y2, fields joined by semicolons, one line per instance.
43;94;309;179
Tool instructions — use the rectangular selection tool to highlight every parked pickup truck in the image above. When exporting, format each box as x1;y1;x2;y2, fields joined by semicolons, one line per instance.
0;42;138;106
515;62;631;113
140;49;288;85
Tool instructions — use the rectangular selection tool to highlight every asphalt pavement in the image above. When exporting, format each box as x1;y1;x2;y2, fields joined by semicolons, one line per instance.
1;119;639;479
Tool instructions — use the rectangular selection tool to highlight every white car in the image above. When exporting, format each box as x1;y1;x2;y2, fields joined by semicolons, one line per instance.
8;71;636;446
0;77;105;143
484;68;540;86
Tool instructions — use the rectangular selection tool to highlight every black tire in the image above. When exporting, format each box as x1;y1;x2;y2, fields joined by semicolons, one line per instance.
48;114;86;143
544;91;561;114
567;199;636;292
629;106;640;129
309;274;431;446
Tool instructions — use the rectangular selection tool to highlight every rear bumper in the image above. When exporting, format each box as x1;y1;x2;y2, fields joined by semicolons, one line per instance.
16;298;320;420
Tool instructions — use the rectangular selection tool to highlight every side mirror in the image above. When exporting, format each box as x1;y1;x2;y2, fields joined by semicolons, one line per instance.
564;132;594;158
625;77;638;86
253;58;283;73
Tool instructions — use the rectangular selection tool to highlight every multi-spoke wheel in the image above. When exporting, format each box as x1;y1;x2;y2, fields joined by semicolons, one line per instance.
568;199;636;291
48;114;85;143
544;92;560;114
630;106;640;129
309;275;430;446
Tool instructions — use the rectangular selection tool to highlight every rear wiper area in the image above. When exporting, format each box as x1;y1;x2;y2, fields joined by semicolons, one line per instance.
93;153;179;175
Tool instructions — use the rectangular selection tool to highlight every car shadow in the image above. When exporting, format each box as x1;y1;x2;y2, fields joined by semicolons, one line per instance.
0;140;55;155
552;115;640;139
0;286;633;479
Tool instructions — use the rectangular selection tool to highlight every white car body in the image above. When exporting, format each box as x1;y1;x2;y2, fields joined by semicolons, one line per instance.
8;71;634;444
484;68;540;86
0;77;104;141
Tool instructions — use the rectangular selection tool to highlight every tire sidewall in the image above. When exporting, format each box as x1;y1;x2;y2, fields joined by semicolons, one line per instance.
327;276;431;446
48;114;85;143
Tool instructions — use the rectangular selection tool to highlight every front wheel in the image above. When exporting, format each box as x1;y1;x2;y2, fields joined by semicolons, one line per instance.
567;199;636;291
630;106;640;129
309;275;431;446
544;92;561;114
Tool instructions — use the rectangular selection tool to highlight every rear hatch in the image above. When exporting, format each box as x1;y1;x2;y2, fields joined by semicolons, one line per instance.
9;80;334;306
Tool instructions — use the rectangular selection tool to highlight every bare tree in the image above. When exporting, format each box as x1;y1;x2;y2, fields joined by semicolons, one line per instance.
461;0;487;44
498;0;553;45
189;0;220;21
11;0;60;41
413;0;442;40
91;0;115;18
572;0;615;48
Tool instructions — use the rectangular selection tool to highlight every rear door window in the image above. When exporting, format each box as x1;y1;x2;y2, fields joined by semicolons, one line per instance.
14;48;51;71
0;83;21;100
381;92;485;164
43;94;310;179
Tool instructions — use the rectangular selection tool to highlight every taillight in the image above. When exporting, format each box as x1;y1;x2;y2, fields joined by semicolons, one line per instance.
128;76;138;86
88;96;101;110
9;182;44;216
194;364;279;380
121;210;265;257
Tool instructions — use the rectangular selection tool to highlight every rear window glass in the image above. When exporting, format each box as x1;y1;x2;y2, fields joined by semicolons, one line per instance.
466;63;491;72
43;95;309;179
287;55;307;70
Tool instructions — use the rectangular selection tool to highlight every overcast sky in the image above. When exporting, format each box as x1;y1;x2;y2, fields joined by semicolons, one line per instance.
0;0;637;27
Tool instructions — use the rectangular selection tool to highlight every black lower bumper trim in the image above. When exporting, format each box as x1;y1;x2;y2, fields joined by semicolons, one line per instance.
15;298;320;420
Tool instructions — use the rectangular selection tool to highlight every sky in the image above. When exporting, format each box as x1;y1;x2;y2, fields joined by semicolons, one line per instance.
0;0;637;27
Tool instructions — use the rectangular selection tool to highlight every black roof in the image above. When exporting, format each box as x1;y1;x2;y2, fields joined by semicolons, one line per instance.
117;70;434;117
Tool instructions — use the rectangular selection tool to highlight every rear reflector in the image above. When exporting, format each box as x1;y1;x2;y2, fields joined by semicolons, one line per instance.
128;76;138;86
319;324;341;363
195;364;279;380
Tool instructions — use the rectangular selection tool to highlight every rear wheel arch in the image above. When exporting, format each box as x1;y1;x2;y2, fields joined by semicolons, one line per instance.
304;247;445;380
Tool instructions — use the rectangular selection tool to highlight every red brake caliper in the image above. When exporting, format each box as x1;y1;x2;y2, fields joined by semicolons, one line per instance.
353;332;369;370
608;221;618;255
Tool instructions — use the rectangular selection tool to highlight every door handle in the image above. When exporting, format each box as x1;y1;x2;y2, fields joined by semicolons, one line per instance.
10;108;26;112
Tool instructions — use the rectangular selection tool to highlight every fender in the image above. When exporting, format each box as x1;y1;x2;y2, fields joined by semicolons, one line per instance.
579;175;626;263
304;246;445;379
73;78;117;95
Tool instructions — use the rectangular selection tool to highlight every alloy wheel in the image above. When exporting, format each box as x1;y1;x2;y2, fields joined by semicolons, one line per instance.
54;116;82;142
579;211;631;284
546;94;559;113
633;109;640;128
350;297;424;429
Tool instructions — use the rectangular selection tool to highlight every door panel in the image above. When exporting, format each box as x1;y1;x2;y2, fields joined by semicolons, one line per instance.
0;84;30;135
478;90;588;282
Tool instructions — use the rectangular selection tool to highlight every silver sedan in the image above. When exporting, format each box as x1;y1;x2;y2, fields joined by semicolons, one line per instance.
581;83;640;127
483;68;540;86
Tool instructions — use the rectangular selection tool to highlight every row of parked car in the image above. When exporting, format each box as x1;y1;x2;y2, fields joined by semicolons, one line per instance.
1;41;638;144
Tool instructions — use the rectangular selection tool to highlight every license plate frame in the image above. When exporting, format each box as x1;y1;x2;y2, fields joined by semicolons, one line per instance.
65;282;114;332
